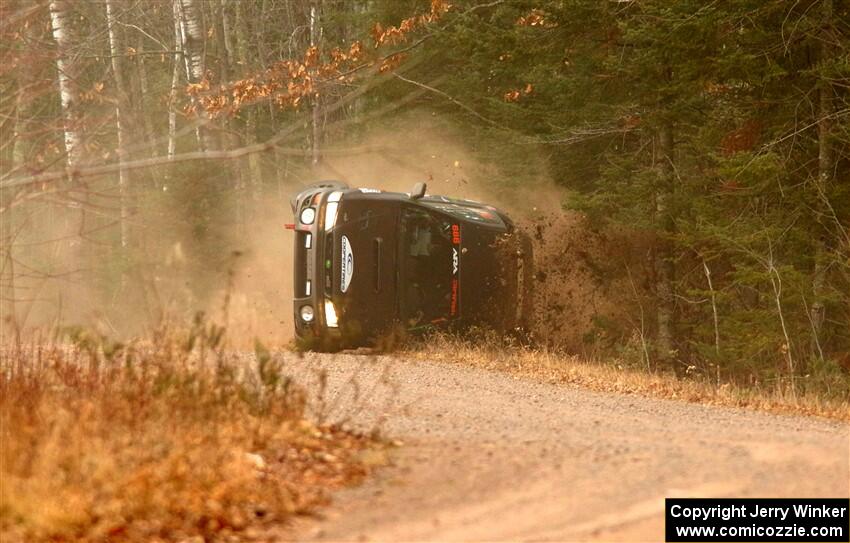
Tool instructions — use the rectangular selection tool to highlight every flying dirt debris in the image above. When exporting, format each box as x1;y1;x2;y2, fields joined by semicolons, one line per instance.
288;181;534;351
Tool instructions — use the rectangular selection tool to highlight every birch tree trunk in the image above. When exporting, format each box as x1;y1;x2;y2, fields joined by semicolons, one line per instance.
49;0;89;309
168;0;183;162
106;0;129;249
175;0;211;151
49;0;86;244
177;0;204;84
49;0;82;169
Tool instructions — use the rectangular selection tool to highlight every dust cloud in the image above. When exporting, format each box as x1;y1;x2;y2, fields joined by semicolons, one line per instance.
522;214;651;354
1;179;295;347
3;111;640;354
314;111;561;215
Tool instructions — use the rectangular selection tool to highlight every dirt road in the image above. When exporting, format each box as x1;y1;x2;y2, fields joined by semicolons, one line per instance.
287;353;849;542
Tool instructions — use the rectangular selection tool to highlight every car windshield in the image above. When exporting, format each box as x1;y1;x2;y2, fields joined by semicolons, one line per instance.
398;206;454;327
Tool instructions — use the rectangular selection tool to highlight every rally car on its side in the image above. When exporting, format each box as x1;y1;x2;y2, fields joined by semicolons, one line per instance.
288;181;533;350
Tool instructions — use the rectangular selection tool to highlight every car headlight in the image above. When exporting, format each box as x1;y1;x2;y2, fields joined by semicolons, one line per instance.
327;191;343;203
323;191;343;231
299;305;314;323
324;300;339;328
300;207;316;225
324;202;338;231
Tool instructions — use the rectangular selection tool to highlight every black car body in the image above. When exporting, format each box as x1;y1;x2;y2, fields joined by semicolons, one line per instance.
290;181;533;350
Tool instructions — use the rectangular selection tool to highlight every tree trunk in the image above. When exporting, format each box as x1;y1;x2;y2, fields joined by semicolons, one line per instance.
49;0;82;169
1;233;18;343
214;0;230;86
811;0;834;354
49;0;89;312
177;0;204;84
11;87;28;175
11;22;37;177
348;0;366;124
221;0;234;64
168;0;183;163
105;0;129;249
175;0;211;151
136;38;158;162
49;0;86;235
214;0;246;231
2;82;19;333
655;122;676;368
235;1;264;199
310;0;322;167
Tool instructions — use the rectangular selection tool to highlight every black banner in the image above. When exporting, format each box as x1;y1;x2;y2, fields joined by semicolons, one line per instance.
665;498;849;542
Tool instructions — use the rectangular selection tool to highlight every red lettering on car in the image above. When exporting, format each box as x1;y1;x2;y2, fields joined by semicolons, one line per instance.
450;278;459;316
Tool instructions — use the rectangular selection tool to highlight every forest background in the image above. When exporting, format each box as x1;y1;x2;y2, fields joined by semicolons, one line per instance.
1;0;848;397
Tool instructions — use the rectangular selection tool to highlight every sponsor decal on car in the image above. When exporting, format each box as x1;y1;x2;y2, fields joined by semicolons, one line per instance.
450;278;459;316
340;235;354;293
450;224;460;316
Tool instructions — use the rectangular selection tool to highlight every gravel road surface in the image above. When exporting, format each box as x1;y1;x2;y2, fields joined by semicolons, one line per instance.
286;353;849;542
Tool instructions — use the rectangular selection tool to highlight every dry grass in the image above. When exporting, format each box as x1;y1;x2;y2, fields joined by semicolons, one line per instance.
0;317;381;542
412;332;850;422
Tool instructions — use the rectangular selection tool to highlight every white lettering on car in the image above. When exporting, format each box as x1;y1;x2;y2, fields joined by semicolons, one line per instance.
341;235;354;293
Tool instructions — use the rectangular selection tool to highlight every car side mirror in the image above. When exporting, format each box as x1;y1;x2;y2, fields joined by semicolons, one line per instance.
411;182;427;200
